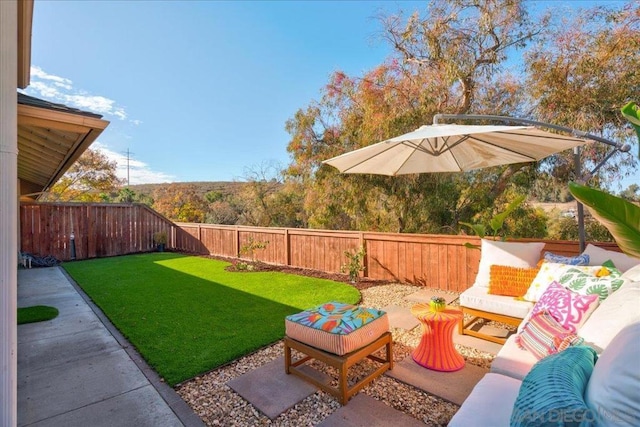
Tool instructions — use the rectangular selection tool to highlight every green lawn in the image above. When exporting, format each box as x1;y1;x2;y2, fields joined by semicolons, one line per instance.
63;253;360;386
18;305;59;324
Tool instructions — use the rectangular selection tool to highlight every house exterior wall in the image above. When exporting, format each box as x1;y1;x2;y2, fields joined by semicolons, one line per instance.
0;0;19;424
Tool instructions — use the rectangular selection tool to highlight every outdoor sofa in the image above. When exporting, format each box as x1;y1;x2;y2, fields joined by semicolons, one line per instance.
450;241;640;426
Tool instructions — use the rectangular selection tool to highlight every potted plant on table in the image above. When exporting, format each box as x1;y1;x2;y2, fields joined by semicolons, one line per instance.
153;231;167;252
429;296;447;312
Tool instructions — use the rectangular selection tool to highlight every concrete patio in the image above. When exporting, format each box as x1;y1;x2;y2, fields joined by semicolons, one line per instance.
17;266;505;426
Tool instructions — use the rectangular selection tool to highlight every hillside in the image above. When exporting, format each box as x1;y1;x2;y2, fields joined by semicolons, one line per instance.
128;181;252;199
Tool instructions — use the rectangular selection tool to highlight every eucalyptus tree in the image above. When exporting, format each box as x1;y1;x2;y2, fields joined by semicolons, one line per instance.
286;0;544;233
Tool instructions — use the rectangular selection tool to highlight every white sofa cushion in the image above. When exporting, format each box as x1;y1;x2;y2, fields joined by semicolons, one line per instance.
583;243;640;273
460;286;534;319
578;280;640;352
622;264;640;281
448;373;521;427
474;239;545;288
491;335;539;381
585;322;640;426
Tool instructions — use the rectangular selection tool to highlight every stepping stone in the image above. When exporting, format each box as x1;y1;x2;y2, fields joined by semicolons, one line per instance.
386;357;487;406
406;289;457;304
380;305;419;330
227;356;330;419
317;394;424;427
453;328;505;355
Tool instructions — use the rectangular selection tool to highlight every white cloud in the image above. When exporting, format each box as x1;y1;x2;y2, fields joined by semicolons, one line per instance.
130;119;143;126
27;65;132;121
93;142;175;185
65;94;127;120
31;66;72;85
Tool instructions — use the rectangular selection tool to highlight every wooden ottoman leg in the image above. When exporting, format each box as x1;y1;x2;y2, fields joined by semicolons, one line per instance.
284;338;291;374
339;360;349;405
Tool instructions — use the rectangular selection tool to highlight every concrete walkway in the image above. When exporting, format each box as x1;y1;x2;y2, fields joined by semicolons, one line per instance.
17;267;203;427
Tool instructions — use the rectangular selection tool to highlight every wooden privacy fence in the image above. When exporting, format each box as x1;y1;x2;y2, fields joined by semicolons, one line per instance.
173;222;621;292
20;202;182;261
19;202;621;293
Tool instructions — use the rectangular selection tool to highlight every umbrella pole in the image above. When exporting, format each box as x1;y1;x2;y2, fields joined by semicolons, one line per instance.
574;146;586;252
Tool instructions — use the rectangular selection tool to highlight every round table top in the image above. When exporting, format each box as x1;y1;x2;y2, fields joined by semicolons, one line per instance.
410;303;462;321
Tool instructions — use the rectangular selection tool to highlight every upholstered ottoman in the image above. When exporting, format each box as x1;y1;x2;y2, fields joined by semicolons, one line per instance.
284;302;392;405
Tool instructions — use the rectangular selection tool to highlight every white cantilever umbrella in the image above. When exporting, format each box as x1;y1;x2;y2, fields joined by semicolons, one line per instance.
323;124;589;175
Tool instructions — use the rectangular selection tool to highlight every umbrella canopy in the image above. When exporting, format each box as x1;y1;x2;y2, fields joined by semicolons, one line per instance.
323;124;589;176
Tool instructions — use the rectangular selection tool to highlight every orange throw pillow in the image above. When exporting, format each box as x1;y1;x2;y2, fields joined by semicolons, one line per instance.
489;265;540;297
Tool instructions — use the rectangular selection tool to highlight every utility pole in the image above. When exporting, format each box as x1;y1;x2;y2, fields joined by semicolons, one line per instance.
124;148;134;187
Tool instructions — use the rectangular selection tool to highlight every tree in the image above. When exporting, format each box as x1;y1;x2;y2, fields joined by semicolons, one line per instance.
42;149;124;202
524;3;640;185
113;187;153;205
152;184;207;223
619;184;640;202
284;0;637;237
285;0;543;234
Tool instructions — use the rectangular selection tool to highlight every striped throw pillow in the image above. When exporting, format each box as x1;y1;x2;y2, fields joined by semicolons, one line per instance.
515;311;584;360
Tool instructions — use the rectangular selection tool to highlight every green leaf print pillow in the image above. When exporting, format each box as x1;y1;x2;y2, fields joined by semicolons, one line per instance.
559;266;626;301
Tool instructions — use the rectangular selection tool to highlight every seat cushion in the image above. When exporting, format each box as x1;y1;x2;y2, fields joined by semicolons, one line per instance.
585;322;640;426
491;335;539;381
460;286;533;319
583;243;640;273
579;280;640;352
285;302;389;356
448;373;522;427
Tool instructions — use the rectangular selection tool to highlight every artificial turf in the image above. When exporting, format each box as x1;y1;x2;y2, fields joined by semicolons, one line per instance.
63;253;360;386
17;305;59;324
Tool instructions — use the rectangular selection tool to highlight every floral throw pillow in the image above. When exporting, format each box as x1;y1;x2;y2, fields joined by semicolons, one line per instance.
523;263;602;302
530;282;599;333
559;266;626;302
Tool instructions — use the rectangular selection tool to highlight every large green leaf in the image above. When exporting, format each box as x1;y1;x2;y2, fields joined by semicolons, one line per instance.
621;101;640;158
459;221;486;238
489;195;525;234
569;182;640;258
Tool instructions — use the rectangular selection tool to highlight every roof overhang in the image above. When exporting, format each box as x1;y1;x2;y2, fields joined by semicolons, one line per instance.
18;95;110;198
18;0;34;89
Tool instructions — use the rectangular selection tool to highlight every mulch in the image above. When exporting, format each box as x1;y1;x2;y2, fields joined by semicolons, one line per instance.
201;254;395;291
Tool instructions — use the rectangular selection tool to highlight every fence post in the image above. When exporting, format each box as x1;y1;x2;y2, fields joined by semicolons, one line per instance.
359;232;368;278
234;226;240;258
284;228;290;266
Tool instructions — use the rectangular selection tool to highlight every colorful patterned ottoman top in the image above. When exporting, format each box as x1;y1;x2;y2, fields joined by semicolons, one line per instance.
285;302;389;356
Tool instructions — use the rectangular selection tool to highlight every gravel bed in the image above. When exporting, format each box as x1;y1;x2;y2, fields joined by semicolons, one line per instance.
176;283;497;426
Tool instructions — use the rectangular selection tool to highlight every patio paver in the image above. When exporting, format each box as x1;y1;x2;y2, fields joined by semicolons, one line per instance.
385;356;488;406
316;394;425;427
406;289;458;304
227;356;331;419
380;305;420;330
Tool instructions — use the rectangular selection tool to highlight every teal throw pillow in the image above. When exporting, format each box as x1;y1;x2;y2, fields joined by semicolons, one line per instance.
511;345;598;427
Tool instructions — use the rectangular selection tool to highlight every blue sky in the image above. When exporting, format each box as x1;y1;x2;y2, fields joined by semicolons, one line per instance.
25;1;638;189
